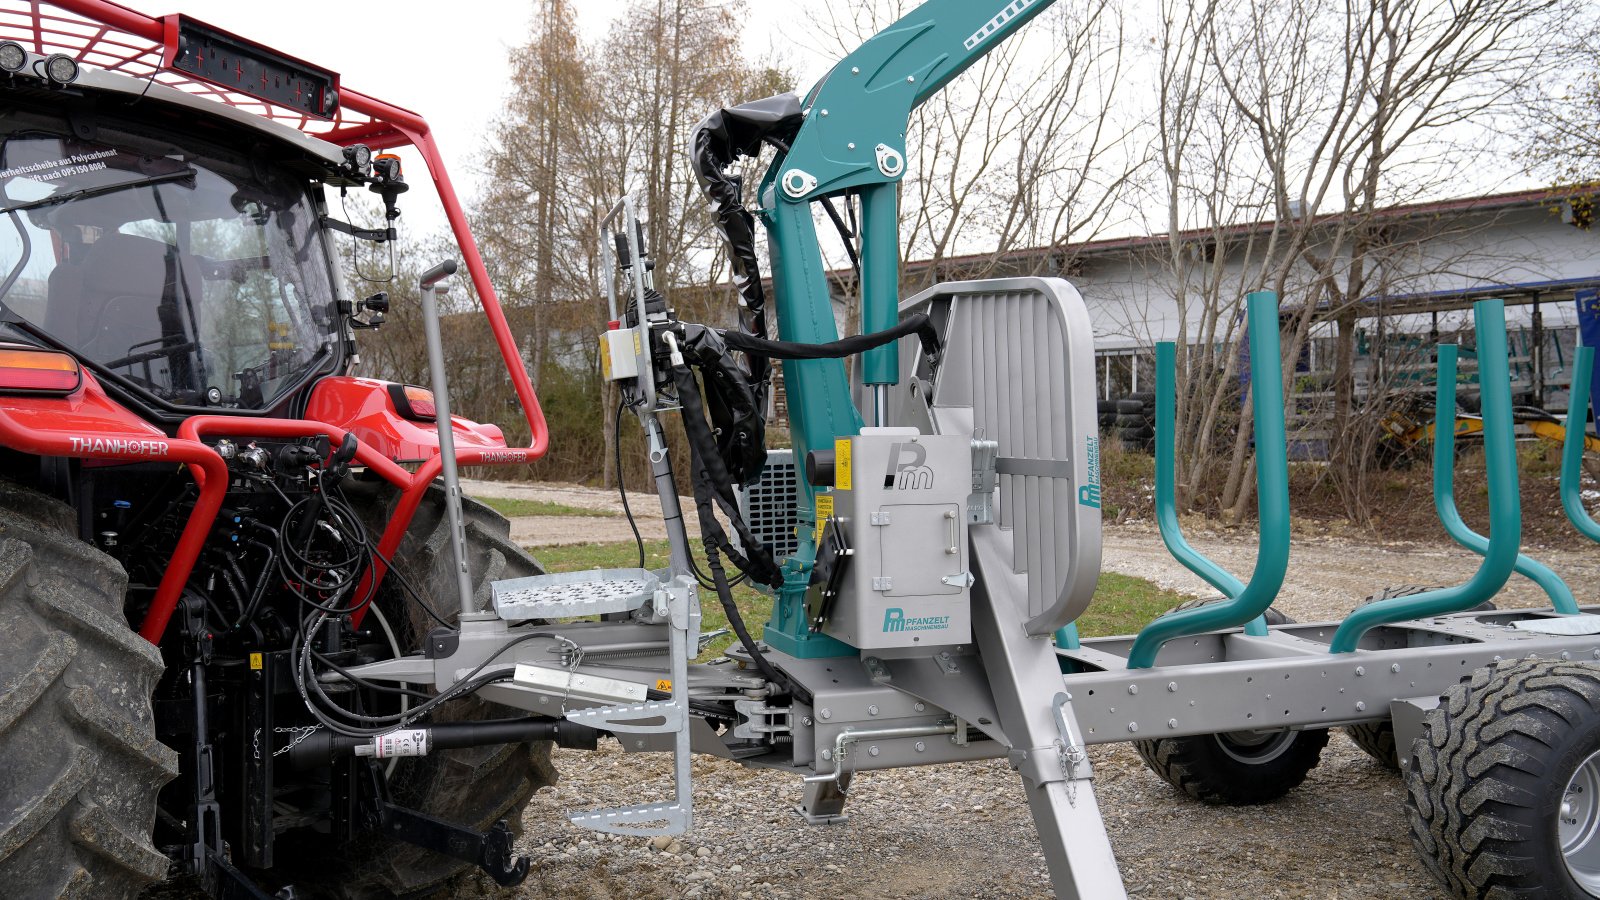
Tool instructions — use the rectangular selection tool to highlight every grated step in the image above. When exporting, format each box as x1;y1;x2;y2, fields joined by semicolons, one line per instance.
492;567;658;622
569;802;688;837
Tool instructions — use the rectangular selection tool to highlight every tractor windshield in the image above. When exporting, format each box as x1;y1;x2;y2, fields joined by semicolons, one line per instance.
0;129;338;410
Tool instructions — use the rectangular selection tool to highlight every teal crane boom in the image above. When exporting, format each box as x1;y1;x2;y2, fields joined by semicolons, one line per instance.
758;0;1060;657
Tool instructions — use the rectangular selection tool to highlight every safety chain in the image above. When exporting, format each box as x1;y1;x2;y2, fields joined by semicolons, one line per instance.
1056;739;1086;807
271;724;323;758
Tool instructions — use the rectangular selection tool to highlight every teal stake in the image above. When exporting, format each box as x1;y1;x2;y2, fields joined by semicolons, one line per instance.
1430;345;1577;613
1126;292;1291;669
1329;300;1522;653
1151;341;1267;637
1561;346;1600;544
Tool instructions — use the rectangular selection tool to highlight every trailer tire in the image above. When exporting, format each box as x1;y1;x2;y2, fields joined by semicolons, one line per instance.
1133;727;1329;806
1405;658;1600;899
1344;586;1495;771
273;481;557;899
1133;598;1326;804
0;481;177;899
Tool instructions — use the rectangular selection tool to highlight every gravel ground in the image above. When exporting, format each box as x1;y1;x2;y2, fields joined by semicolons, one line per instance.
455;482;1600;900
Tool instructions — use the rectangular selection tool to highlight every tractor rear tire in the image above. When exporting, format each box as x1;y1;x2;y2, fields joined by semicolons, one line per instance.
1405;659;1600;899
1134;597;1327;804
273;481;557;899
1343;586;1495;771
0;481;177;899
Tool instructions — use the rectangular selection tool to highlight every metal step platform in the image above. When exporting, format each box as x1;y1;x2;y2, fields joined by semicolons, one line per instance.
491;567;659;621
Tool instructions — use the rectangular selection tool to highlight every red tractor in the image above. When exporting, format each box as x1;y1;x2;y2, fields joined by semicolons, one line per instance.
0;3;576;896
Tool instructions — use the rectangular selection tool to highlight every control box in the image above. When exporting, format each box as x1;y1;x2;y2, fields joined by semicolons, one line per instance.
819;428;972;649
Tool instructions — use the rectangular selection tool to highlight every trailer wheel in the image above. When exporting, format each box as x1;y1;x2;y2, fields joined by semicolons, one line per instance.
1344;586;1495;771
1406;658;1600;899
0;481;177;899
274;482;557;898
1134;598;1326;804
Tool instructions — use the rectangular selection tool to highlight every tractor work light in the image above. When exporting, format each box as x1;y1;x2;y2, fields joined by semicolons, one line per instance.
41;53;79;86
387;383;436;421
0;42;26;73
0;347;83;394
343;144;373;175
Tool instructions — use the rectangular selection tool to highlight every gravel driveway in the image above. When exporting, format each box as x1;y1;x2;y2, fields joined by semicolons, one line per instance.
465;483;1600;900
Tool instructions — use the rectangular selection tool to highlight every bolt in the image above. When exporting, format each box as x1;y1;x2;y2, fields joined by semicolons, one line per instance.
820;109;829;117
939;651;951;659
635;740;645;749
1167;682;1178;693
1563;651;1573;661
1127;685;1138;695
1494;655;1503;661
868;705;880;716
1167;719;1178;729
848;142;857;150
1127;722;1139;733
906;75;916;83
801;716;814;727
820;708;832;720
868;746;880;757
915;741;926;752
1356;701;1367;712
1592;649;1600;660
913;702;926;712
1391;663;1401;673
851;66;860;75
1355;666;1365;677
822;749;833;761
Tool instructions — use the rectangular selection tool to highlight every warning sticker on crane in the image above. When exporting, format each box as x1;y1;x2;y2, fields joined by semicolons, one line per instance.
835;438;852;490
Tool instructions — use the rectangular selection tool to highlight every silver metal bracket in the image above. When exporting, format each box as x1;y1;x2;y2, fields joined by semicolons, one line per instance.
781;168;818;198
968;438;999;524
874;143;904;178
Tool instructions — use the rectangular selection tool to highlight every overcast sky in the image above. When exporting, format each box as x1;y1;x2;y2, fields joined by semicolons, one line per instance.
117;0;834;239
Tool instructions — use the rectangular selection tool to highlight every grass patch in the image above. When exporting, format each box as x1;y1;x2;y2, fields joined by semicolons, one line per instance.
530;540;1188;656
1075;572;1191;638
473;496;616;519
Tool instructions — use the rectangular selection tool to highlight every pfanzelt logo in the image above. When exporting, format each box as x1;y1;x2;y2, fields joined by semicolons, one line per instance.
882;607;952;633
882;442;934;490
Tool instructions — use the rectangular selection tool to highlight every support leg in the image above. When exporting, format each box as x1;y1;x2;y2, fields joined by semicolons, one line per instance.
796;774;852;825
971;539;1126;900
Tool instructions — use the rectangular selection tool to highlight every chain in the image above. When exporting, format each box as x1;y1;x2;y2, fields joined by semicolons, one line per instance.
272;724;323;758
1056;739;1086;807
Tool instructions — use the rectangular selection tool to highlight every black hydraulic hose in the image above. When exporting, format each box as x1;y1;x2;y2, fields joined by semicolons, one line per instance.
702;537;790;693
615;398;647;570
670;364;782;587
720;311;941;369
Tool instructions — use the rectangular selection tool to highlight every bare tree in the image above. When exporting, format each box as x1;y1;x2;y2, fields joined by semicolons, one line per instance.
1154;0;1567;524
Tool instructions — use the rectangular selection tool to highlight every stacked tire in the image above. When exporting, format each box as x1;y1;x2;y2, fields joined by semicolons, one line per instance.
1114;392;1156;452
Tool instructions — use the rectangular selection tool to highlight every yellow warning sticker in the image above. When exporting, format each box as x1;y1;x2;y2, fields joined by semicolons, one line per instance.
815;493;834;523
655;678;673;692
835;438;852;491
249;652;263;671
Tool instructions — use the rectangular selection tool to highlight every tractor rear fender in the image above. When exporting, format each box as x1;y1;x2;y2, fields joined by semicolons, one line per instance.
303;375;509;464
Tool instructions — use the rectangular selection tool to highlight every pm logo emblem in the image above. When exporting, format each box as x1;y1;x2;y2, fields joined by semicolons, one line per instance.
883;442;934;490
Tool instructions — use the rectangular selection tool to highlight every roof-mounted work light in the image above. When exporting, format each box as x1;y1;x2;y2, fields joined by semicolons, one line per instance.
0;41;26;73
40;53;78;85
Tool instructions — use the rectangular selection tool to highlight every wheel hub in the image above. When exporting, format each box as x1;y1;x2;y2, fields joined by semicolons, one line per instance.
1560;749;1600;895
1215;729;1296;765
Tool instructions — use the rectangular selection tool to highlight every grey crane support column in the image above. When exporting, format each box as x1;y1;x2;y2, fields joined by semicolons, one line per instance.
418;258;476;618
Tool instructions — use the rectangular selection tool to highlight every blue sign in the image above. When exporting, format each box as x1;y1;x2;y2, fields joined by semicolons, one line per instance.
1578;289;1600;426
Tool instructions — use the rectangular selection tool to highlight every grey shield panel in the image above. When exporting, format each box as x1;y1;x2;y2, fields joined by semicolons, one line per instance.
894;277;1103;635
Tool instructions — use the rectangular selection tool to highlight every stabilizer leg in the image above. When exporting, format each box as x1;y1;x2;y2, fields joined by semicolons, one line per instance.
972;539;1126;900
